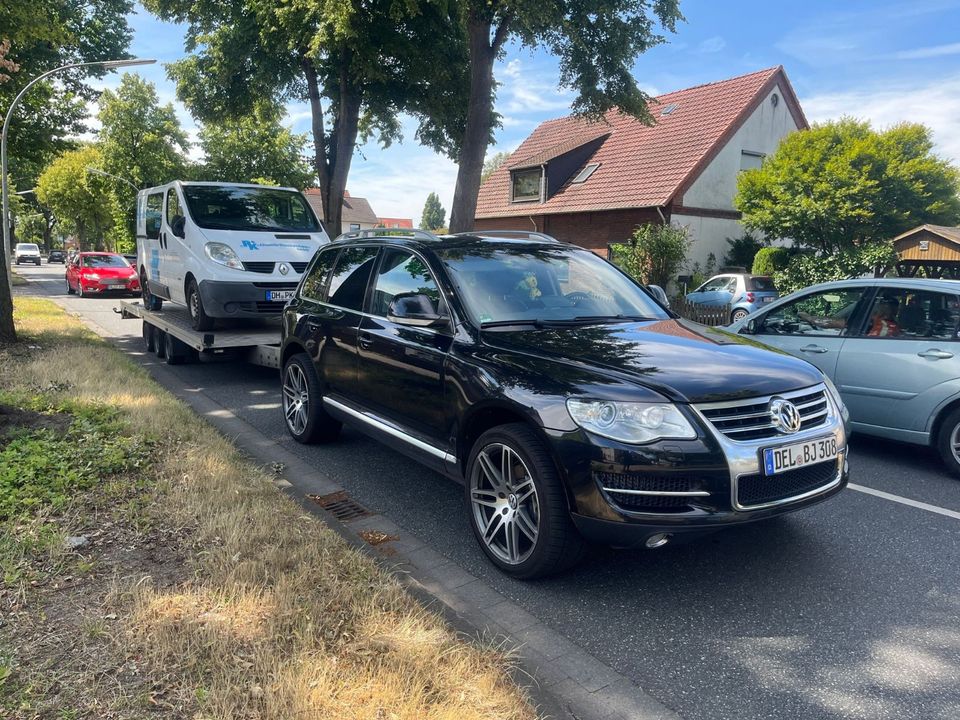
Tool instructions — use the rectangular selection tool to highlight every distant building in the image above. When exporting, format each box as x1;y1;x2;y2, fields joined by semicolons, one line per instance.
376;217;414;229
475;66;807;268
303;189;379;235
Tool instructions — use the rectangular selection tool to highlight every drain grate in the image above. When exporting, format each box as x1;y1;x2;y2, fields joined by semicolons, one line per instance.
308;491;371;522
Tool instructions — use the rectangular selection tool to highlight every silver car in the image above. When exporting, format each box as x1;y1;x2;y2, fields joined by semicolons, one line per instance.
728;278;960;476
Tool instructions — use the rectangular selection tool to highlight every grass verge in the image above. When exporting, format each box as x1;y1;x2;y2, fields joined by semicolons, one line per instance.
1;296;536;719
10;269;27;286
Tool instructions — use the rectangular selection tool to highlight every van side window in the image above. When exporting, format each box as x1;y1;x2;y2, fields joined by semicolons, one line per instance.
166;188;182;225
301;248;339;301
146;192;163;239
327;247;378;311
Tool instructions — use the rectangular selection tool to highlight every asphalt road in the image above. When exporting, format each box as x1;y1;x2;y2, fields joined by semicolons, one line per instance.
15;262;960;720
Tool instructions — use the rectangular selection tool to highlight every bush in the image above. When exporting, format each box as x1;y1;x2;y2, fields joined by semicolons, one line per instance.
611;223;691;288
772;242;898;294
752;246;790;275
723;234;763;270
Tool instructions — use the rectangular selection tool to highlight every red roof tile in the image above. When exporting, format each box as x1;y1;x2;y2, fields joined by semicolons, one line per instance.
475;66;806;219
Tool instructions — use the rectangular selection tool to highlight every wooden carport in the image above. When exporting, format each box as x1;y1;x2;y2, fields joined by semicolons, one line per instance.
893;224;960;279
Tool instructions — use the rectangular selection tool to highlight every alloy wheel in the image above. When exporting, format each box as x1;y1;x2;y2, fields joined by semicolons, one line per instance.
470;442;541;565
949;424;960;466
282;362;310;436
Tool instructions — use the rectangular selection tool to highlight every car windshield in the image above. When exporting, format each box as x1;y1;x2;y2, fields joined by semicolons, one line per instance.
83;255;129;268
17;244;39;252
182;186;320;232
438;244;669;326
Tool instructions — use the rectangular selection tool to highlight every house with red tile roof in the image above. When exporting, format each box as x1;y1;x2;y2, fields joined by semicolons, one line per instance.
376;217;414;229
475;66;807;270
303;188;380;235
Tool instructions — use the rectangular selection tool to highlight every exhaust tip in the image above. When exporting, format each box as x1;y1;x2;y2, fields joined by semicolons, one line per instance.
645;533;671;549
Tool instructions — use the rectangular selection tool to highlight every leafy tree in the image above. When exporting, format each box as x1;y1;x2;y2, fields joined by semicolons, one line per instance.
200;104;314;189
736;119;960;255
773;243;899;295
35;146;115;251
421;192;446;230
446;0;683;232
751;246;789;276
610;223;690;289
722;234;763;270
481;151;510;183
143;0;467;236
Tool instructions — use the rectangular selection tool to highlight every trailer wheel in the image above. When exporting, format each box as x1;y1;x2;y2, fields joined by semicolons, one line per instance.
142;322;157;353
186;278;214;331
163;331;188;365
282;353;341;444
141;269;163;311
155;330;167;359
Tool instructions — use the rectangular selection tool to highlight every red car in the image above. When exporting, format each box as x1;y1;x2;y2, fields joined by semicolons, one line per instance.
66;252;141;297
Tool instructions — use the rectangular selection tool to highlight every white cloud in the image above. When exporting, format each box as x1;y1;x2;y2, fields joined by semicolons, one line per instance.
502;59;522;80
894;42;960;59
801;74;960;164
697;36;726;54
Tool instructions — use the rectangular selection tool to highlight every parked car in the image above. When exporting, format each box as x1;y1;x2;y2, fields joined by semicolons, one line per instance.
13;242;42;265
686;273;779;323
48;249;65;263
66;252;141;297
279;230;850;578
136;181;331;331
728;277;960;476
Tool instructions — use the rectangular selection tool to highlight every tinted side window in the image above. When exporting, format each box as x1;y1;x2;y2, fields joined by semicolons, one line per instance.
749;276;776;292
145;193;163;239
758;288;866;337
371;249;442;317
165;188;182;225
858;288;960;340
301;248;339;301
327;247;378;311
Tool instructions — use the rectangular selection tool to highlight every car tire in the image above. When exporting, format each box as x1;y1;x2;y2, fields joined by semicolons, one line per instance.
936;407;960;478
77;282;85;298
281;353;342;444
66;278;75;295
142;322;156;353
141;269;163;312
155;330;167;359
466;423;586;579
186;278;214;331
163;331;188;365
731;308;749;323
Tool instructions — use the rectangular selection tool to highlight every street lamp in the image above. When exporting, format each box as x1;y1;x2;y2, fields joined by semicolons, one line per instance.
1;57;155;292
85;166;139;194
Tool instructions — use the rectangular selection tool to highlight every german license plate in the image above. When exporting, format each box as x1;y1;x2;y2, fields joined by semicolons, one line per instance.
266;290;295;302
763;437;839;475
762;296;773;303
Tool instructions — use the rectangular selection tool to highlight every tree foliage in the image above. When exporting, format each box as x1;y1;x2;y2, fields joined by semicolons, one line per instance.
772;243;899;295
200;104;314;189
722;234;763;270
35;146;115;251
751;246;789;276
446;0;683;232
481;151;510;183
421;192;446;231
736;119;960;254
610;223;690;289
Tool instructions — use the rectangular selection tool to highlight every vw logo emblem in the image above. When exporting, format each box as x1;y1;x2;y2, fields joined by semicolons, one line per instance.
769;397;802;434
278;263;290;276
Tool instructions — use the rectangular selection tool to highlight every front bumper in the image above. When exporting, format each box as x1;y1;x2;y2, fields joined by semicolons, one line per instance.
550;384;849;547
198;279;299;318
80;279;140;293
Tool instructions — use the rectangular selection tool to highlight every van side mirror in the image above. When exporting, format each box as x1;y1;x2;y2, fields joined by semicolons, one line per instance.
171;215;186;238
387;292;447;328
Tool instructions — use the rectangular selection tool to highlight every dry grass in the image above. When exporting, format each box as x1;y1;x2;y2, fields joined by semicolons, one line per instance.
3;297;537;719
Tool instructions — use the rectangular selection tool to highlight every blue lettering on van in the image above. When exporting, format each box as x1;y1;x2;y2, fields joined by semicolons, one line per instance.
242;240;259;251
150;248;160;279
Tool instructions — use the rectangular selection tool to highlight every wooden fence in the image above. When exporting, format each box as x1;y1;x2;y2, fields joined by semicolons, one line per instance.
670;297;732;326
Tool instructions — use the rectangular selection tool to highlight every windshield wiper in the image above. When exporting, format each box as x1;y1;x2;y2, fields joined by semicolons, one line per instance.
479;316;648;329
571;314;655;323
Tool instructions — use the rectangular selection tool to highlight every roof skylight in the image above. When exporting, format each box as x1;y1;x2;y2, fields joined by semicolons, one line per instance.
571;163;600;184
661;103;679;115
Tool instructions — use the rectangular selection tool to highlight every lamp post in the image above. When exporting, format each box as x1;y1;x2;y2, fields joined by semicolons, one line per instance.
85;166;139;194
1;57;155;295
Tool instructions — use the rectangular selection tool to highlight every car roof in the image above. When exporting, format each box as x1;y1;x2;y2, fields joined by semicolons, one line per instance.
796;277;960;292
328;229;571;252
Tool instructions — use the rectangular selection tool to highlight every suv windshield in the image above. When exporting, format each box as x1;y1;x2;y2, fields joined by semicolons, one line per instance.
83;255;129;268
438;244;669;325
182;186;320;232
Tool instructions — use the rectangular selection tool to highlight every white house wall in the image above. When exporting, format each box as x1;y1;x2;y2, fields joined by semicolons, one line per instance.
671;214;747;272
680;84;800;211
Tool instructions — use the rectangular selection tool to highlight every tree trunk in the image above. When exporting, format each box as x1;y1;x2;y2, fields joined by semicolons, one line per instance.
449;18;498;233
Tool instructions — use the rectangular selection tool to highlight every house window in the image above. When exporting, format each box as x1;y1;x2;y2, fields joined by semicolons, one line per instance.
740;150;765;171
571;163;600;184
511;168;542;202
349;223;361;231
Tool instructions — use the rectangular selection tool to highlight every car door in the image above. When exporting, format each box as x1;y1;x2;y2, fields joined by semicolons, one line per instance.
355;248;453;446
834;286;960;435
162;186;185;303
749;285;873;378
142;190;166;297
66;255;80;290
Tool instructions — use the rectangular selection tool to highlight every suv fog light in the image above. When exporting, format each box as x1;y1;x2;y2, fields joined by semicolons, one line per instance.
645;533;670;549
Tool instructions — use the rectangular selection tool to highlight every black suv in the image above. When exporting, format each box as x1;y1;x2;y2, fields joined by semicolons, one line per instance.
280;230;850;578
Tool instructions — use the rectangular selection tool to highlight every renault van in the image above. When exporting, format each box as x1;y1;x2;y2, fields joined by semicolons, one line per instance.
136;181;330;330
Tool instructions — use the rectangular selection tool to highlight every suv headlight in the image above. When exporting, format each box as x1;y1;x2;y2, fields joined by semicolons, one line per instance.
566;399;697;444
822;375;849;421
204;242;243;269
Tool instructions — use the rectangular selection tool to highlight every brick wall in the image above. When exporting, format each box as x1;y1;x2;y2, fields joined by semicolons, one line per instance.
475;208;664;257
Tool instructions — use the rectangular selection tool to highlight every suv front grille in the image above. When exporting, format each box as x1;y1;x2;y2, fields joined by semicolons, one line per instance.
594;471;707;514
737;459;840;508
697;386;829;442
242;261;275;273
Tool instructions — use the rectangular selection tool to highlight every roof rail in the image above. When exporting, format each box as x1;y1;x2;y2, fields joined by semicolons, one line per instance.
333;228;439;242
456;229;561;243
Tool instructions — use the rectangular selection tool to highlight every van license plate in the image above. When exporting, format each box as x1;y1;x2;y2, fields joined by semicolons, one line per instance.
266;290;295;302
763;437;839;475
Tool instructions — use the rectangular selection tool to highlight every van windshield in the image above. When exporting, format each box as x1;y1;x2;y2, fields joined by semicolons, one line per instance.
181;186;320;232
17;244;39;252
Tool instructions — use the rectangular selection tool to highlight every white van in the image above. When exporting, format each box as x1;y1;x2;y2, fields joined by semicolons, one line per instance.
14;242;42;265
136;181;330;330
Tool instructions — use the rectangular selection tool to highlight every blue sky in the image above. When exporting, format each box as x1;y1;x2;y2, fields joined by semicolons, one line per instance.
86;0;960;223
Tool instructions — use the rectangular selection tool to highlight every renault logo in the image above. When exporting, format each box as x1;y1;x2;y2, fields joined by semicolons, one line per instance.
769;397;802;434
278;263;290;276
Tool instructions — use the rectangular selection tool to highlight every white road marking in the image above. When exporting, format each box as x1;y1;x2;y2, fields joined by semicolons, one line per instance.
848;483;960;521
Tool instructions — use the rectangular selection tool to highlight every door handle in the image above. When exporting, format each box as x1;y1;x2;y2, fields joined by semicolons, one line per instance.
800;344;828;354
357;333;374;350
918;349;954;360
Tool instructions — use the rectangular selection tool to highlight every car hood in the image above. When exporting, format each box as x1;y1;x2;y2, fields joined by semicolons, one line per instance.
83;266;136;278
480;318;824;404
197;228;327;261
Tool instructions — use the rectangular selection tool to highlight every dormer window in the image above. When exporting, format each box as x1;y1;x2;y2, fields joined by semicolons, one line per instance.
511;168;543;202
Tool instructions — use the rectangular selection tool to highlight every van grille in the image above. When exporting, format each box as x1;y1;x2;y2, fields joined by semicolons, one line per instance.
291;262;308;273
242;261;275;273
696;386;829;442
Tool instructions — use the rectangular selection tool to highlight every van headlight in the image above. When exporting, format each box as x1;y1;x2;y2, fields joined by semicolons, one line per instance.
566;399;697;444
822;375;849;421
204;242;243;269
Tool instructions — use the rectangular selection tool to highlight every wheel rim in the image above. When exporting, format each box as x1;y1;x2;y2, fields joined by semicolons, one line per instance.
470;443;540;565
189;287;200;321
733;310;747;321
949;424;960;465
282;363;310;436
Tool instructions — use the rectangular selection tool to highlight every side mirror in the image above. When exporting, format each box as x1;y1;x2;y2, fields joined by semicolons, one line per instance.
744;318;759;334
171;215;186;238
387;292;447;328
647;284;670;308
